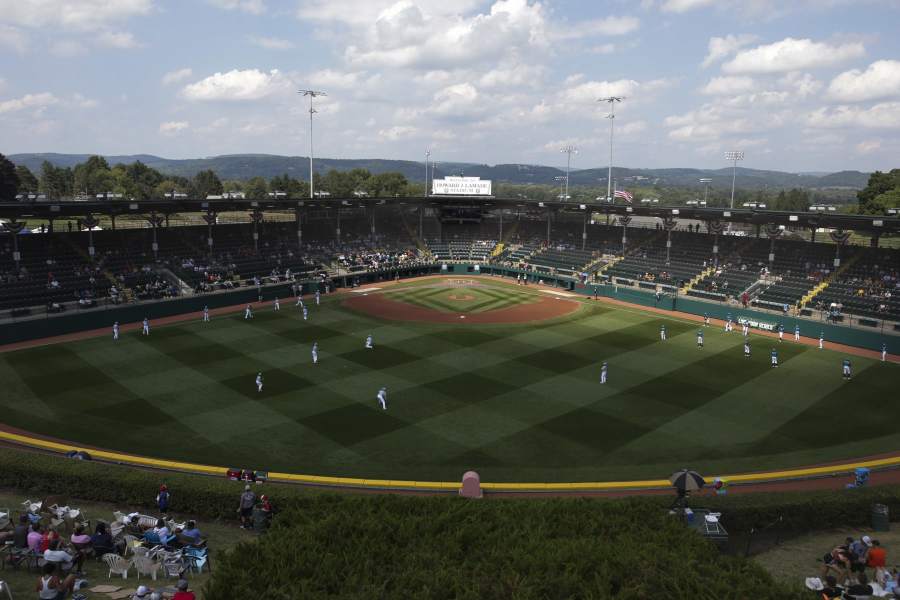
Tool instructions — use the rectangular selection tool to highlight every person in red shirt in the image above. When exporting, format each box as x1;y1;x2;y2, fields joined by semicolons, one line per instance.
172;579;196;600
867;539;887;580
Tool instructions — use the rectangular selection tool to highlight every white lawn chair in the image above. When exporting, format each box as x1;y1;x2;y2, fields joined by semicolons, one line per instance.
133;555;161;581
103;553;132;579
0;580;13;600
122;534;142;556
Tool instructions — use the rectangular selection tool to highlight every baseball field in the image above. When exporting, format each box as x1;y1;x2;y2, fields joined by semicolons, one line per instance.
1;276;896;483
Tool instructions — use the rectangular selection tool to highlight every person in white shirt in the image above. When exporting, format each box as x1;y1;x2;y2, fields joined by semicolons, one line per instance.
43;539;76;572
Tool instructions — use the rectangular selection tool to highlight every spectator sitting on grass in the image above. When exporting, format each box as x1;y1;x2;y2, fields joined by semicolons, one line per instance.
27;523;43;553
180;520;202;543
819;575;842;599
844;572;873;599
40;527;60;553
70;525;90;547
43;538;79;573
866;539;886;581
90;522;117;555
849;536;872;577
36;562;76;600
172;579;196;600
152;519;170;542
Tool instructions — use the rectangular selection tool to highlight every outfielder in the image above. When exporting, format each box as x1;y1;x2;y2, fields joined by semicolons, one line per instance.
244;304;253;320
142;317;150;336
256;372;263;393
703;313;709;327
794;324;800;341
744;340;751;358
883;342;888;362
778;323;784;342
819;331;824;350
273;297;280;311
311;342;318;364
600;361;608;384
725;313;733;332
660;324;667;341
697;329;704;348
376;386;387;410
842;358;851;380
113;321;119;340
315;290;321;306
770;348;778;368
303;306;309;321
365;335;374;349
742;321;749;337
203;305;210;322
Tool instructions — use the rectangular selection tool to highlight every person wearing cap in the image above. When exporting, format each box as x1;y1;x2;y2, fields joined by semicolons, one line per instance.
849;536;872;577
132;585;153;599
172;579;196;600
237;484;256;529
156;484;170;514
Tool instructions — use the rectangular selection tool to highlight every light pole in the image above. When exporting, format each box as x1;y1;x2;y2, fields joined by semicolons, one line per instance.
724;152;743;232
425;149;431;197
599;96;624;202
554;176;567;201
560;145;577;203
299;89;327;199
700;178;712;205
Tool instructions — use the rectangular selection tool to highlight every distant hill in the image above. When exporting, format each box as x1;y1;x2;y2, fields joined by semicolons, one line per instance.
8;153;871;191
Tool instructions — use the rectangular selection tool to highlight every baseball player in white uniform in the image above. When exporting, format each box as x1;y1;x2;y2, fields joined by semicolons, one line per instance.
315;290;321;305
312;342;318;364
303;306;309;321
113;321;119;340
142;317;150;336
794;324;800;341
660;325;667;341
376;387;387;410
256;372;263;393
883;342;888;362
203;306;210;322
273;297;280;311
365;335;374;349
600;362;608;384
742;321;749;337
244;304;253;320
819;332;824;350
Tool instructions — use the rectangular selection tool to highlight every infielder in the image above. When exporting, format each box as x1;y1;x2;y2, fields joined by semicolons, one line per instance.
819;332;824;350
600;361;608;384
697;329;704;348
203;305;210;322
842;358;851;380
660;324;667;341
303;306;309;321
794;324;800;341
256;372;263;392
112;321;119;340
311;342;318;364
244;304;253;320
376;386;387;410
770;348;778;368
365;335;374;349
142;317;150;336
273;297;280;311
744;340;751;358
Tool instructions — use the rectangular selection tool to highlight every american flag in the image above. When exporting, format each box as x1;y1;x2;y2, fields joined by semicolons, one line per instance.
614;190;633;203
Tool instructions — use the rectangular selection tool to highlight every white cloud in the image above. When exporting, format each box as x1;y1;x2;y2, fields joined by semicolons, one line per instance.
248;35;294;50
0;24;28;53
159;121;189;135
0;0;153;31
701;34;757;68
49;39;86;57
162;68;193;86
619;120;648;135
805;102;900;129
779;72;822;98
181;69;290;101
478;64;543;88
306;69;363;90
96;31;140;48
855;139;881;154
701;76;756;95
0;92;59;114
430;82;481;117
207;0;265;14
551;16;640;40
297;0;483;26
561;79;640;104
723;37;865;74
70;93;97;109
661;0;714;13
828;60;900;102
378;125;418;140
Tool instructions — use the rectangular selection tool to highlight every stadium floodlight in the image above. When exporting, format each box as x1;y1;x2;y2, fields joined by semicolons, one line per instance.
699;178;712;205
299;89;327;200
724;151;743;219
599;96;624;205
425;149;431;197
560;145;578;203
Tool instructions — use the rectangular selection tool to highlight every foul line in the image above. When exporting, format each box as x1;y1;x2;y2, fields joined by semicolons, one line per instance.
3;429;899;493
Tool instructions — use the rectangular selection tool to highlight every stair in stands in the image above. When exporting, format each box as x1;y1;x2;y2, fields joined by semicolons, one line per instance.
800;249;862;309
683;265;715;293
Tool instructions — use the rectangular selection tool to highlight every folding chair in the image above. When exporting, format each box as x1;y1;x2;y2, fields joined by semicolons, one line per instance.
0;580;14;600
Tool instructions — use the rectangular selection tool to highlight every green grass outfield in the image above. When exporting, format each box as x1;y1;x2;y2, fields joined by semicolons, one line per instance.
1;277;897;483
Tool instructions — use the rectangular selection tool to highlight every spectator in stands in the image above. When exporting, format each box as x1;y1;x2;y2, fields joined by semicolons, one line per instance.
172;579;196;600
36;562;76;600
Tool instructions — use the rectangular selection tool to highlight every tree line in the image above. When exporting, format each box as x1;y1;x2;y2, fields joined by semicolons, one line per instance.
0;153;418;202
857;169;900;214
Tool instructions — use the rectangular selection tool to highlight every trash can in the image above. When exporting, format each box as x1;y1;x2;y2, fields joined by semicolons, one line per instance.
872;504;890;532
252;507;269;532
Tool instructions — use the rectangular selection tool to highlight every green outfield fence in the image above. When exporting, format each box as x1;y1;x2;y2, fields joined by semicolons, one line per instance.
1;262;894;352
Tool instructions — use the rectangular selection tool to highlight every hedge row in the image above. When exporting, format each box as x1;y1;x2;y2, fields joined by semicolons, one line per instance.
0;447;896;534
202;496;808;600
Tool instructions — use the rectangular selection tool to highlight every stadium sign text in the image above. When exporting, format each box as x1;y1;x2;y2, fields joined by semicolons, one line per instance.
738;316;776;331
432;176;492;196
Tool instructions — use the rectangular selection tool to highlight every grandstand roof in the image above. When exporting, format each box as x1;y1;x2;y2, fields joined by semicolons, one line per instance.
0;196;897;234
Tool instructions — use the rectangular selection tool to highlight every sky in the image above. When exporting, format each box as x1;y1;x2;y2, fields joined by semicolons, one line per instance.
1;0;900;173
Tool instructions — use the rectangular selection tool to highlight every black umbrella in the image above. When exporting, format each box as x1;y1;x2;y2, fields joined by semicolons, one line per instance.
669;469;705;492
